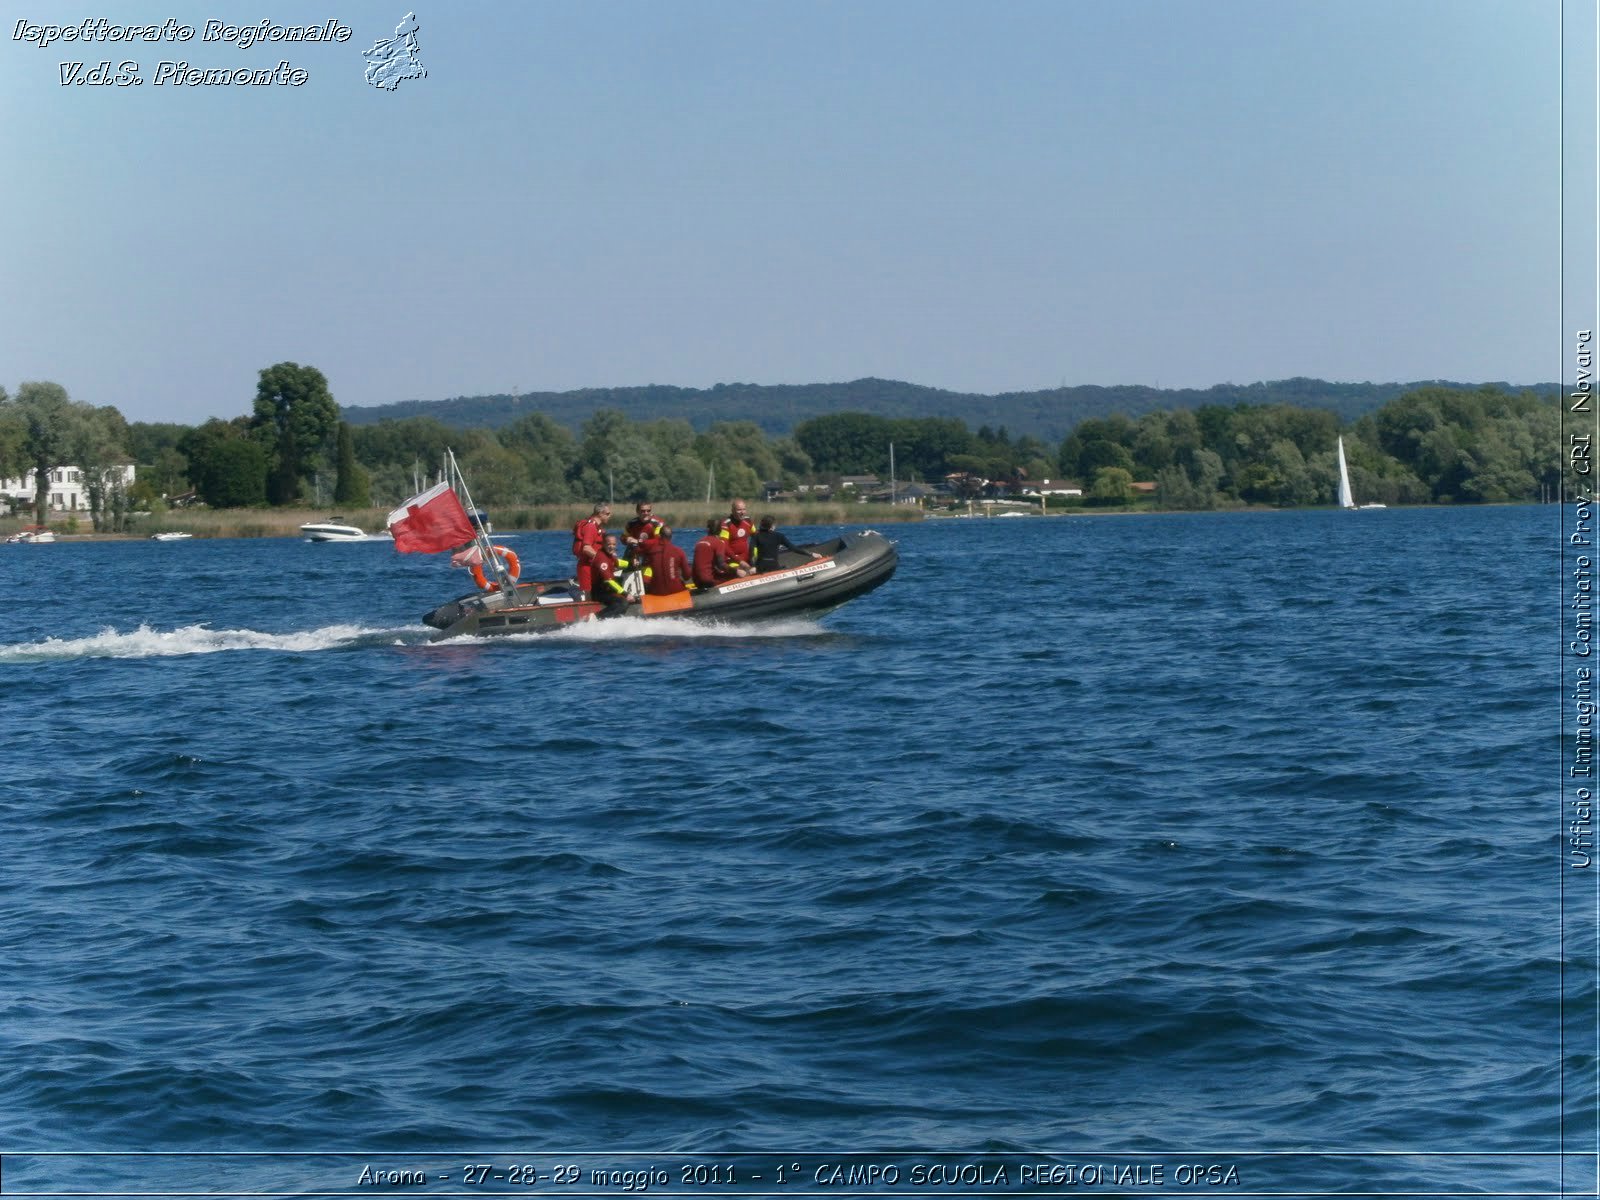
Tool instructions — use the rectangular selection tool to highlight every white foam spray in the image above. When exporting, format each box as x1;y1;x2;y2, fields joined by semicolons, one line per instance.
0;623;423;661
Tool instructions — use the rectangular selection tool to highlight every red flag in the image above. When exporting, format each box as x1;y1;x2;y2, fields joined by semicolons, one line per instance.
387;481;475;553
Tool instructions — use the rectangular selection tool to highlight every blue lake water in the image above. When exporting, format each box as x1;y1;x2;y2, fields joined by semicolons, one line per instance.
0;505;1586;1196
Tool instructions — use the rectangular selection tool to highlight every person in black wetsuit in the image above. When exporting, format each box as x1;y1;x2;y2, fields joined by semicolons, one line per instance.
750;515;824;573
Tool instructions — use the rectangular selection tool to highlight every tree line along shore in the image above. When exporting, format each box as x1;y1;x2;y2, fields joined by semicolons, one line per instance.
0;364;1558;537
0;501;916;541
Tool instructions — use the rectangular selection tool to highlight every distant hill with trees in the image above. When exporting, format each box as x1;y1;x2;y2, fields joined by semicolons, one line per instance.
340;376;1560;442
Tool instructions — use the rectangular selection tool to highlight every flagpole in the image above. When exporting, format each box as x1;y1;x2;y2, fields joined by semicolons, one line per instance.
448;449;514;594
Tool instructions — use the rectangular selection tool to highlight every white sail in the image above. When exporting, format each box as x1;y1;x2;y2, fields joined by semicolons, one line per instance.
1336;436;1355;509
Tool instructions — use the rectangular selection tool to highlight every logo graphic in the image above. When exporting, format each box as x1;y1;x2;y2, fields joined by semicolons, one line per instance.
363;11;425;90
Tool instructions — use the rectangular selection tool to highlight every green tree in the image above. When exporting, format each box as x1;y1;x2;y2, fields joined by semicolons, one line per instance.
1234;462;1281;504
1458;425;1534;502
697;420;781;486
352;416;458;486
71;406;135;531
0;386;25;486
1155;465;1202;509
332;422;370;506
268;423;302;505
128;472;168;510
1164;409;1204;464
575;409;674;502
180;418;268;507
1131;413;1176;474
126;422;191;502
1265;439;1319;506
250;362;339;506
946;453;994;482
500;412;577;503
793;412;893;475
1521;402;1562;500
1189;449;1226;507
637;419;706;499
1060;415;1136;479
8;382;86;525
888;417;976;480
206;440;270;507
457;439;527;506
1090;466;1135;504
769;436;813;489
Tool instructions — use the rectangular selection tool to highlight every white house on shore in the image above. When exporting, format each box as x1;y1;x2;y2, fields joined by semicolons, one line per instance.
1;465;136;512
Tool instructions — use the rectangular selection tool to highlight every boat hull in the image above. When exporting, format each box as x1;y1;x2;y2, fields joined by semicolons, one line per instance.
422;531;896;640
302;523;390;542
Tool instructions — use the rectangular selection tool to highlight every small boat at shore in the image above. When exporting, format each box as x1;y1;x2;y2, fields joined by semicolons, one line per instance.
6;525;56;544
421;532;897;640
150;532;193;541
301;520;390;542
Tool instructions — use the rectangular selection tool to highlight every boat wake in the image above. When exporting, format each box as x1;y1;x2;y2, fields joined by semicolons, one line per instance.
0;617;837;660
0;622;428;661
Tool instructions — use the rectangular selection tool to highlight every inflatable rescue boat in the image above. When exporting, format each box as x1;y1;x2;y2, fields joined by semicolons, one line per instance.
420;531;897;640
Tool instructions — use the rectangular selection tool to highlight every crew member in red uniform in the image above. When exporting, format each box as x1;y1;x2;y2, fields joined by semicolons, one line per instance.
719;498;754;570
591;533;637;613
638;525;690;595
572;501;611;597
624;501;665;553
693;518;748;589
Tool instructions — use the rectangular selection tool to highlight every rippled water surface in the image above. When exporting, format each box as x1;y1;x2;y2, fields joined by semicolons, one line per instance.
0;506;1580;1195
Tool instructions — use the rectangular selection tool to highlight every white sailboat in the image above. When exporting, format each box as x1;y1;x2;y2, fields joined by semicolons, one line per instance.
1336;436;1386;510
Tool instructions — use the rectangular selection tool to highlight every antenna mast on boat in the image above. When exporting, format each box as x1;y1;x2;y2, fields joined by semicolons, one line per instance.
706;463;714;503
448;448;514;593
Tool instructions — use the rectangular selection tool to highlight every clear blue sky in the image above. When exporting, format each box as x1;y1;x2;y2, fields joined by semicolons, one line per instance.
0;0;1581;426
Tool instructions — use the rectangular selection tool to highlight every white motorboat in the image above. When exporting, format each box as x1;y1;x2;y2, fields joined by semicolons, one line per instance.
300;520;389;542
6;526;56;544
150;532;193;541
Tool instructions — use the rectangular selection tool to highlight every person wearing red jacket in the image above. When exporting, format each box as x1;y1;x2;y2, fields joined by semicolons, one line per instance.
572;501;610;597
638;526;690;595
591;533;638;613
718;498;754;570
693;518;749;588
624;501;665;552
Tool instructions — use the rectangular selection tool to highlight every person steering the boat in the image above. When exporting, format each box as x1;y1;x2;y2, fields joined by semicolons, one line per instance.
694;518;749;588
572;501;610;597
751;515;823;572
